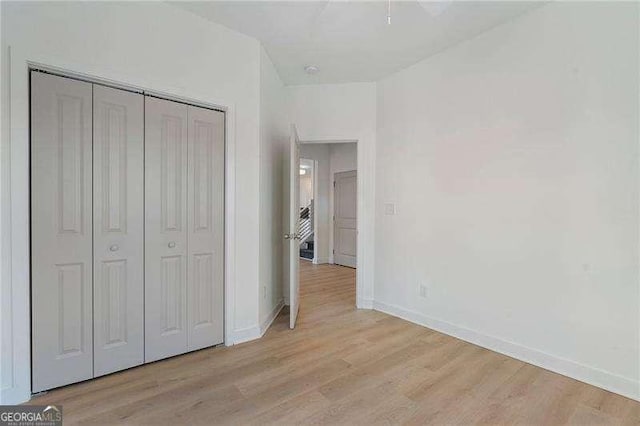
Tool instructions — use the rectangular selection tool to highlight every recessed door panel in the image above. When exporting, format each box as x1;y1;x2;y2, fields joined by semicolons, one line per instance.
192;253;214;328
100;260;127;346
31;71;94;392
93;85;144;376
161;255;184;335
187;106;224;350
55;263;86;357
161;116;185;233
145;96;189;362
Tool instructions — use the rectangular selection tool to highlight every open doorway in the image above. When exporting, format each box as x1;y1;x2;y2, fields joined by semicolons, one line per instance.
298;142;357;268
295;142;358;322
284;135;362;330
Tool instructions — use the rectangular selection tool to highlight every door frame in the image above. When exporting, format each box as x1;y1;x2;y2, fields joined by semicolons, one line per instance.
2;49;237;403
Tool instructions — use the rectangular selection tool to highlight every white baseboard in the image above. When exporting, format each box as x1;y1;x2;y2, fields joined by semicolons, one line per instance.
373;300;640;402
313;257;330;264
230;325;262;345
357;297;373;309
230;299;285;346
260;299;285;335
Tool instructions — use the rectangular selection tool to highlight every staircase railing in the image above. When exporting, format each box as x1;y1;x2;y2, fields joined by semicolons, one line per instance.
298;200;314;245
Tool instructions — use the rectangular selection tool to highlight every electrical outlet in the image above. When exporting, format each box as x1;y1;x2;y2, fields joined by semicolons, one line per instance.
419;284;428;298
263;285;267;299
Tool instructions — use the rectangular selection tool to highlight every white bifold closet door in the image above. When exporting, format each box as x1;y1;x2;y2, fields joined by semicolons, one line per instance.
31;72;145;391
187;105;224;351
144;97;189;361
92;85;144;377
144;97;224;362
31;72;94;392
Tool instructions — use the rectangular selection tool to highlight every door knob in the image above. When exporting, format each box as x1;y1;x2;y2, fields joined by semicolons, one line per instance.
109;244;119;252
168;241;176;248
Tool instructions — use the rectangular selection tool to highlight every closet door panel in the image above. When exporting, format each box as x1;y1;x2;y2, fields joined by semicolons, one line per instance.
93;85;144;376
31;72;94;392
145;97;189;362
187;106;224;350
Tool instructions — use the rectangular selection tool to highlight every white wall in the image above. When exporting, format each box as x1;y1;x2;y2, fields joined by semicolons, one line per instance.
258;47;288;332
0;1;264;403
287;83;376;307
375;1;639;400
329;143;358;174
300;175;313;208
300;159;314;208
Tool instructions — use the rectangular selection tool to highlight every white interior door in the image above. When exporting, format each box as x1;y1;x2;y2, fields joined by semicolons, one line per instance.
92;85;144;376
334;170;357;268
288;125;301;329
186;105;224;351
31;72;94;392
144;96;189;362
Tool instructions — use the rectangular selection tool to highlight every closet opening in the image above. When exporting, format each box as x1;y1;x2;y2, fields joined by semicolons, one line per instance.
28;68;228;393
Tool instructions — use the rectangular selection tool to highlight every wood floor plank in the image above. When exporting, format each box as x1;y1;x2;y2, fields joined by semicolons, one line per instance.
27;261;639;425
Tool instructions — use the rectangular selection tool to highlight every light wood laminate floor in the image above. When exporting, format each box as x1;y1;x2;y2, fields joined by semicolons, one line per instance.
30;261;639;425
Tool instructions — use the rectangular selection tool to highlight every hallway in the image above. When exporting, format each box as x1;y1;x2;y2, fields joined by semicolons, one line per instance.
28;262;638;424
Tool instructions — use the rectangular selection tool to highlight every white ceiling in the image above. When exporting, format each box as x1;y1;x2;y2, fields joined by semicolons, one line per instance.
172;1;543;85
